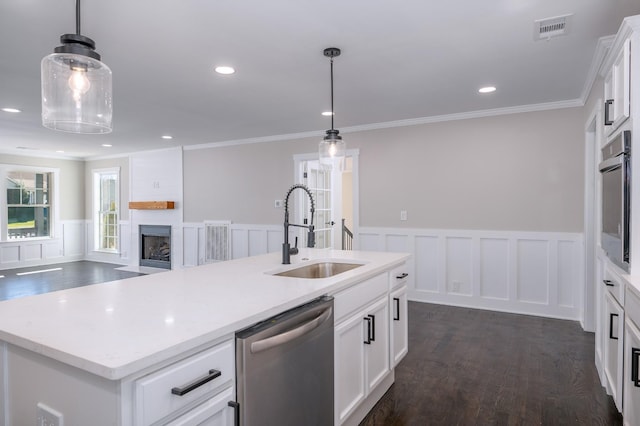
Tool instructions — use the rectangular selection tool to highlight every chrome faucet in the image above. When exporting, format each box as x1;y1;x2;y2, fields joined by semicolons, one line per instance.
283;184;315;264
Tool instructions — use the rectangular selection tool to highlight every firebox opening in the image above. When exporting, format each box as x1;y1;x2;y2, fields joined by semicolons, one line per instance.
139;225;171;269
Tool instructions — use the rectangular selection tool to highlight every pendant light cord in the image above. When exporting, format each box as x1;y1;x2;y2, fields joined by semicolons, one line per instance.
76;0;81;35
330;57;335;131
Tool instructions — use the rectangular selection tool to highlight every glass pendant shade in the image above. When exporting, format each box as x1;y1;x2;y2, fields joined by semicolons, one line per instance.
42;51;112;133
319;131;346;171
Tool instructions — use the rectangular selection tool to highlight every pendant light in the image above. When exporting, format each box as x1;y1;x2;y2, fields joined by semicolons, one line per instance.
41;0;113;134
319;47;346;170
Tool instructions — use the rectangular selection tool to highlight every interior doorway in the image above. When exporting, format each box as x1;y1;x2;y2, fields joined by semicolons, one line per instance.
293;150;359;250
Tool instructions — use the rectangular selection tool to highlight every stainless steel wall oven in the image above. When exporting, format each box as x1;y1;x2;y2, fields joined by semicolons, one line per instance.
599;130;631;271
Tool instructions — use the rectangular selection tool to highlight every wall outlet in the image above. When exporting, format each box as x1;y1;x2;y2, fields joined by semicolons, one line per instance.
37;402;63;426
452;281;462;293
400;210;408;221
274;199;284;208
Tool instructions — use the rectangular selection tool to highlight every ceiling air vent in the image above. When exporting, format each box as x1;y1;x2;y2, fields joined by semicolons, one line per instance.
534;14;572;41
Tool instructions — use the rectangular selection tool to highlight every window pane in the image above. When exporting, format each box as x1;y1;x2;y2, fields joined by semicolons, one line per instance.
6;171;52;240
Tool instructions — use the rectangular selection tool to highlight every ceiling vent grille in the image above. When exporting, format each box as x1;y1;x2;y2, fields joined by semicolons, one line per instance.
534;14;572;41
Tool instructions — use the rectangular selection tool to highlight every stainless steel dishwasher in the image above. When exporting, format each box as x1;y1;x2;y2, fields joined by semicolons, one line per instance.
235;295;334;426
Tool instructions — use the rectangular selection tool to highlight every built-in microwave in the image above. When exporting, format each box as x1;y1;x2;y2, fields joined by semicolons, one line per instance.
599;130;631;271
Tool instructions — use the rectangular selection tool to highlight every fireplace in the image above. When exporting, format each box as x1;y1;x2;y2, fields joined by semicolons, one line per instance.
139;225;171;269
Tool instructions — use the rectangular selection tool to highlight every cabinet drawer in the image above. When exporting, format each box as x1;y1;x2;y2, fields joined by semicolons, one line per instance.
627;286;640;330
604;266;625;306
135;340;234;426
389;264;409;290
334;273;388;323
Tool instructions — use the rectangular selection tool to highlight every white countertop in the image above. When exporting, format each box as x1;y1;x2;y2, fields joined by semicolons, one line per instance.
0;249;409;380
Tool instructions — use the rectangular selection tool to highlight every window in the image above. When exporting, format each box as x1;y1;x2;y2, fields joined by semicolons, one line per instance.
6;171;51;239
93;168;119;252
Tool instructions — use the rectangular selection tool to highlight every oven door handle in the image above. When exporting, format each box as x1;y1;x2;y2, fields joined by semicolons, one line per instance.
599;156;623;173
250;307;333;353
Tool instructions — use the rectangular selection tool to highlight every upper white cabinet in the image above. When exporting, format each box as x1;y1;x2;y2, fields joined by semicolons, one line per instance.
603;38;631;135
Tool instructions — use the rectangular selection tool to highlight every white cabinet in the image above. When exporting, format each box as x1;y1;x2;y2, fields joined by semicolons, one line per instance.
624;286;640;426
604;38;631;135
134;339;236;425
333;272;392;426
390;268;409;367
604;289;624;411
165;386;236;426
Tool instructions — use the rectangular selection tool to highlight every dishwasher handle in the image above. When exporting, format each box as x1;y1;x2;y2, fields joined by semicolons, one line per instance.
250;307;333;353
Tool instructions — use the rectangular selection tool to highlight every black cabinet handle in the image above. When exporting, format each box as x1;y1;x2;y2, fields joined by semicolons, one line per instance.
604;99;614;125
228;401;240;426
363;317;372;344
368;314;376;342
171;369;221;396
396;272;408;279
632;348;640;388
603;279;615;287
609;313;619;340
393;297;400;321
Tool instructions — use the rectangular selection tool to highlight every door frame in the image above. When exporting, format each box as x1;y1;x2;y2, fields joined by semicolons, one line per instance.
293;149;360;250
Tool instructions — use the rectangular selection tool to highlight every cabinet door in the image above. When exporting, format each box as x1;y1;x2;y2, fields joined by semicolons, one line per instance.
624;319;640;426
365;297;390;394
335;310;367;425
390;284;408;367
604;291;624;412
605;38;631;134
165;386;235;426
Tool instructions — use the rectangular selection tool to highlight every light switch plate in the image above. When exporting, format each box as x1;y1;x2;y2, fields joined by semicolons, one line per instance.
400;210;408;221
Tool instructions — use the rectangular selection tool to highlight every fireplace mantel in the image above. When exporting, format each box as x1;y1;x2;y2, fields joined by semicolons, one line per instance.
129;201;175;210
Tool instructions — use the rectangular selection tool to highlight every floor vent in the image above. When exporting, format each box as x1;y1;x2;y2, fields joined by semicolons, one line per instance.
534;14;572;41
205;221;231;263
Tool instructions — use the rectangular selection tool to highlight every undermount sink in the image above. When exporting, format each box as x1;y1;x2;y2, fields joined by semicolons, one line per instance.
274;262;364;279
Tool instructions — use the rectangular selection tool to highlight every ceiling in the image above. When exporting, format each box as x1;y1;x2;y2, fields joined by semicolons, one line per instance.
1;0;639;160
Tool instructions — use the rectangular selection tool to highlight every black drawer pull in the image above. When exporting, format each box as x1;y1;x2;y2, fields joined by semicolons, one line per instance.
368;314;376;342
603;279;615;287
228;401;240;426
604;99;613;125
609;313;619;340
632;348;640;388
393;297;400;321
171;369;221;396
396;272;408;279
363;317;372;344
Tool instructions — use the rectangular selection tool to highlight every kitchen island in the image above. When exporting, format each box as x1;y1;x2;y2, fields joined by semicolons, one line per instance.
0;248;410;425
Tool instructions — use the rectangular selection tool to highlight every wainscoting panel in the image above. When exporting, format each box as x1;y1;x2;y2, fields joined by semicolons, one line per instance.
517;239;549;305
359;227;584;321
479;238;509;300
0;220;83;270
445;237;473;296
414;236;439;293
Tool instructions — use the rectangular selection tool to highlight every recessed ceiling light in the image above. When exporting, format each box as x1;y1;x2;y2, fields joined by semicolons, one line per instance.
479;86;497;94
215;66;235;75
101;144;112;147
56;150;65;153
161;135;173;140
322;111;335;116
2;107;21;113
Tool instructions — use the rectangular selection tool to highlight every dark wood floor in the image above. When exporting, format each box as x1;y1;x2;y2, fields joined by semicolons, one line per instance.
0;261;143;301
360;302;622;426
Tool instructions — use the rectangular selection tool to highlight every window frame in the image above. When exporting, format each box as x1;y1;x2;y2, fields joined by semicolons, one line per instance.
93;167;120;253
1;165;59;242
